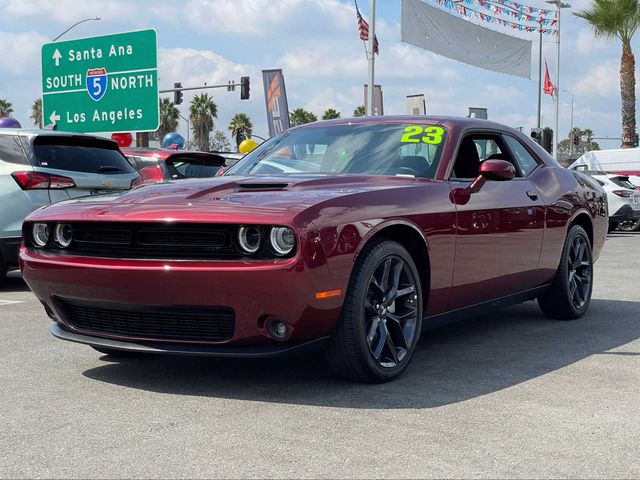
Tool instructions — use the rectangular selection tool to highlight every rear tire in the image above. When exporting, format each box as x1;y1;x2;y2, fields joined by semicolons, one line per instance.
91;346;149;358
325;239;423;383
538;225;593;320
617;219;640;232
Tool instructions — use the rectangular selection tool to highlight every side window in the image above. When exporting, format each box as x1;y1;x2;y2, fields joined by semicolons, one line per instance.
0;136;29;165
452;134;506;179
503;136;540;177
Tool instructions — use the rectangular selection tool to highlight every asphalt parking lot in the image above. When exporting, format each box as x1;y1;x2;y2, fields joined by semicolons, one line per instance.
0;233;638;479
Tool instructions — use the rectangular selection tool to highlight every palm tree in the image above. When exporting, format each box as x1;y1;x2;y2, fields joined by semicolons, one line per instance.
353;105;366;117
322;108;341;120
576;0;640;147
289;108;317;127
189;93;217;151
158;98;179;141
228;113;253;147
30;98;43;128
0;99;13;117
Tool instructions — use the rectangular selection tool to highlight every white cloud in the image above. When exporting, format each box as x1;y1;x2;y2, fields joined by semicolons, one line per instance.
3;0;138;23
574;59;619;97
0;31;48;76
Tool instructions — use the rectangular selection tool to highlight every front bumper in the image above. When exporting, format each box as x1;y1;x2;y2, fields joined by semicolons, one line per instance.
21;248;347;350
50;323;330;357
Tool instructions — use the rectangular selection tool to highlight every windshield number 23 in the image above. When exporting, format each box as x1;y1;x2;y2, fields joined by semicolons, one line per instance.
401;126;444;145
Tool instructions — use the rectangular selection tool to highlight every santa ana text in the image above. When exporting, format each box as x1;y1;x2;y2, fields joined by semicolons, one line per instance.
68;44;133;62
65;108;143;125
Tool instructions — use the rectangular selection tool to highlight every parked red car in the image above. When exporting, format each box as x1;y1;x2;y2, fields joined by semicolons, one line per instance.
122;148;226;183
21;116;607;383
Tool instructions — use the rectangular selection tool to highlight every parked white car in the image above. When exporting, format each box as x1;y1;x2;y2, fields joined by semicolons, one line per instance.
588;172;640;231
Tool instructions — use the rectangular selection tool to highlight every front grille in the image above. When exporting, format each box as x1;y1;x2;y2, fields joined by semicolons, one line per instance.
68;222;240;260
58;298;235;342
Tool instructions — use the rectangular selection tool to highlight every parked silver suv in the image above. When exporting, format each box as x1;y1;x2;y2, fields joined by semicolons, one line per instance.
0;129;141;285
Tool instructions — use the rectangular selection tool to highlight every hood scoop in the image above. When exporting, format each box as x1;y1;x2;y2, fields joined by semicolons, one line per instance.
235;182;289;192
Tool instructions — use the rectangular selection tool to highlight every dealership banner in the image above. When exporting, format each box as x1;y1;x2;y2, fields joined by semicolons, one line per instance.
262;69;290;137
401;0;532;78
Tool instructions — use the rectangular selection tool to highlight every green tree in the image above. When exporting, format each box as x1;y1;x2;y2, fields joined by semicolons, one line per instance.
558;127;601;154
30;98;43;128
189;93;217;151
228;113;253;147
210;130;232;151
158;97;179;141
353;105;366;117
289;108;317;127
576;0;640;147
0;98;14;117
322;108;341;120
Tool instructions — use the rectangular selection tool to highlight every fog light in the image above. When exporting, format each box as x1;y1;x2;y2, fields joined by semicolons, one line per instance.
265;317;290;341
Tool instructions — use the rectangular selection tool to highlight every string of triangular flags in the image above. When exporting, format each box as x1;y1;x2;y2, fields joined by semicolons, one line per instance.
433;0;559;36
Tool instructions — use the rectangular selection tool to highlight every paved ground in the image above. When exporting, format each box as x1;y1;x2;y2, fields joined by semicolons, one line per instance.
0;232;638;479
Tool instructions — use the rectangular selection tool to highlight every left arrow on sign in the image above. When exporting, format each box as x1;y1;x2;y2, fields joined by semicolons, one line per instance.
49;111;61;125
52;49;62;67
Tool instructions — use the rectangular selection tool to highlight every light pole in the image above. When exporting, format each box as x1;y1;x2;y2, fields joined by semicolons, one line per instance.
52;17;101;42
546;0;570;159
178;112;190;149
563;88;574;154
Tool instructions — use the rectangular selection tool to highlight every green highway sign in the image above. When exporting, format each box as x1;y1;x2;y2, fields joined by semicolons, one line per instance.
41;29;159;133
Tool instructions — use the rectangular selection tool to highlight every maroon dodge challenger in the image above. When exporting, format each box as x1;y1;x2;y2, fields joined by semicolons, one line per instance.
20;116;607;383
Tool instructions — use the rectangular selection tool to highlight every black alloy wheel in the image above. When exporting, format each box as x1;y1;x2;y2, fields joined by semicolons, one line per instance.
617;219;640;232
365;256;419;368
325;239;423;383
538;225;593;320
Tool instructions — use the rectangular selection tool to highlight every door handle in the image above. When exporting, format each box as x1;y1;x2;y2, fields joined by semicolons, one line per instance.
526;191;538;201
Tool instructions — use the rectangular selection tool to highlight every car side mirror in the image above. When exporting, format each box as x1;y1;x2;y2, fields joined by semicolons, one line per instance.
466;159;515;194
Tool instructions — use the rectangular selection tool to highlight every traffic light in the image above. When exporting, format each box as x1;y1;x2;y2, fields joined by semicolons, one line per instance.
573;134;580;147
173;82;183;105
542;129;553;154
240;76;250;100
531;128;543;145
634;134;639;148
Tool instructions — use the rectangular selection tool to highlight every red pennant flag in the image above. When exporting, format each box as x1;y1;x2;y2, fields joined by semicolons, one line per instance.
544;60;556;96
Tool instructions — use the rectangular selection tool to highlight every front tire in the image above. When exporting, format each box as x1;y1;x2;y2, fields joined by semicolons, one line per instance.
538;225;593;320
325;239;423;383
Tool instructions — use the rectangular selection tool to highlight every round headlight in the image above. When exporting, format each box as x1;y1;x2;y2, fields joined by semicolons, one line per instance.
269;227;296;256
54;223;73;248
32;223;50;247
238;226;262;254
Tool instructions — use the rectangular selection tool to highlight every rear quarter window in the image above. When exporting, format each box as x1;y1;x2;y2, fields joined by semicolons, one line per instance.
32;136;135;174
0;135;29;165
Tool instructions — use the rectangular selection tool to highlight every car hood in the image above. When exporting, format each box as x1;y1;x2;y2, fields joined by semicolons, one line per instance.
27;174;422;226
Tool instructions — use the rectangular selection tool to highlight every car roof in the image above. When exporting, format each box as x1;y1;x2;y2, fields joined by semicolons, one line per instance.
0;128;113;141
291;115;518;133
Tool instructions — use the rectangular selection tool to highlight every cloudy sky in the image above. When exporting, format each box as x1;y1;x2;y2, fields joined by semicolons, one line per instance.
0;0;635;149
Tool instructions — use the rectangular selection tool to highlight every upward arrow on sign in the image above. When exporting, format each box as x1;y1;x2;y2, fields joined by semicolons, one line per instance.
52;49;62;67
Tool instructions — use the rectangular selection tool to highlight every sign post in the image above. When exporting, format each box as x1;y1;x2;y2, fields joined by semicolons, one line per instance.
41;29;159;133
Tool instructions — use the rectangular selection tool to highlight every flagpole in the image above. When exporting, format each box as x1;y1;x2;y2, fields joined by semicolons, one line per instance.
367;0;376;116
537;28;542;129
547;0;570;159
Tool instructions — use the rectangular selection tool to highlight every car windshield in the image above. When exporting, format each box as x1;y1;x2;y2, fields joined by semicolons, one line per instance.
225;123;446;178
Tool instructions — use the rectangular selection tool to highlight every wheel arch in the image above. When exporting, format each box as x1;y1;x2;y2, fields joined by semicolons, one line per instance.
569;210;594;248
354;220;430;313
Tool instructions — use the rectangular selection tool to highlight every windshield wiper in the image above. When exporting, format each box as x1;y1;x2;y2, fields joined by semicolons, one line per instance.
97;165;123;173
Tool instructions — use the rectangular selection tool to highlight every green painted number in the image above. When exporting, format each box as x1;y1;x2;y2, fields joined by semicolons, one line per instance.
401;126;423;143
422;126;444;145
401;126;445;144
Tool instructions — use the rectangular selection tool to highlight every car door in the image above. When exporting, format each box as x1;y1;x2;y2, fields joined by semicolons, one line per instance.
448;132;545;309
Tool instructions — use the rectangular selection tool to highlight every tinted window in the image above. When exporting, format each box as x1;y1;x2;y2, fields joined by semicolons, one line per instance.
227;124;447;179
452;135;507;179
33;136;135;174
504;136;539;176
165;156;223;179
610;176;636;189
0;135;28;165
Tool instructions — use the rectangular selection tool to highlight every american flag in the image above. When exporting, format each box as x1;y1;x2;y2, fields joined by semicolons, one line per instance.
355;1;379;55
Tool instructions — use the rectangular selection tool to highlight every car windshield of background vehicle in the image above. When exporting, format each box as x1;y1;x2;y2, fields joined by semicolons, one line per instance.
225;123;447;178
32;136;136;175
